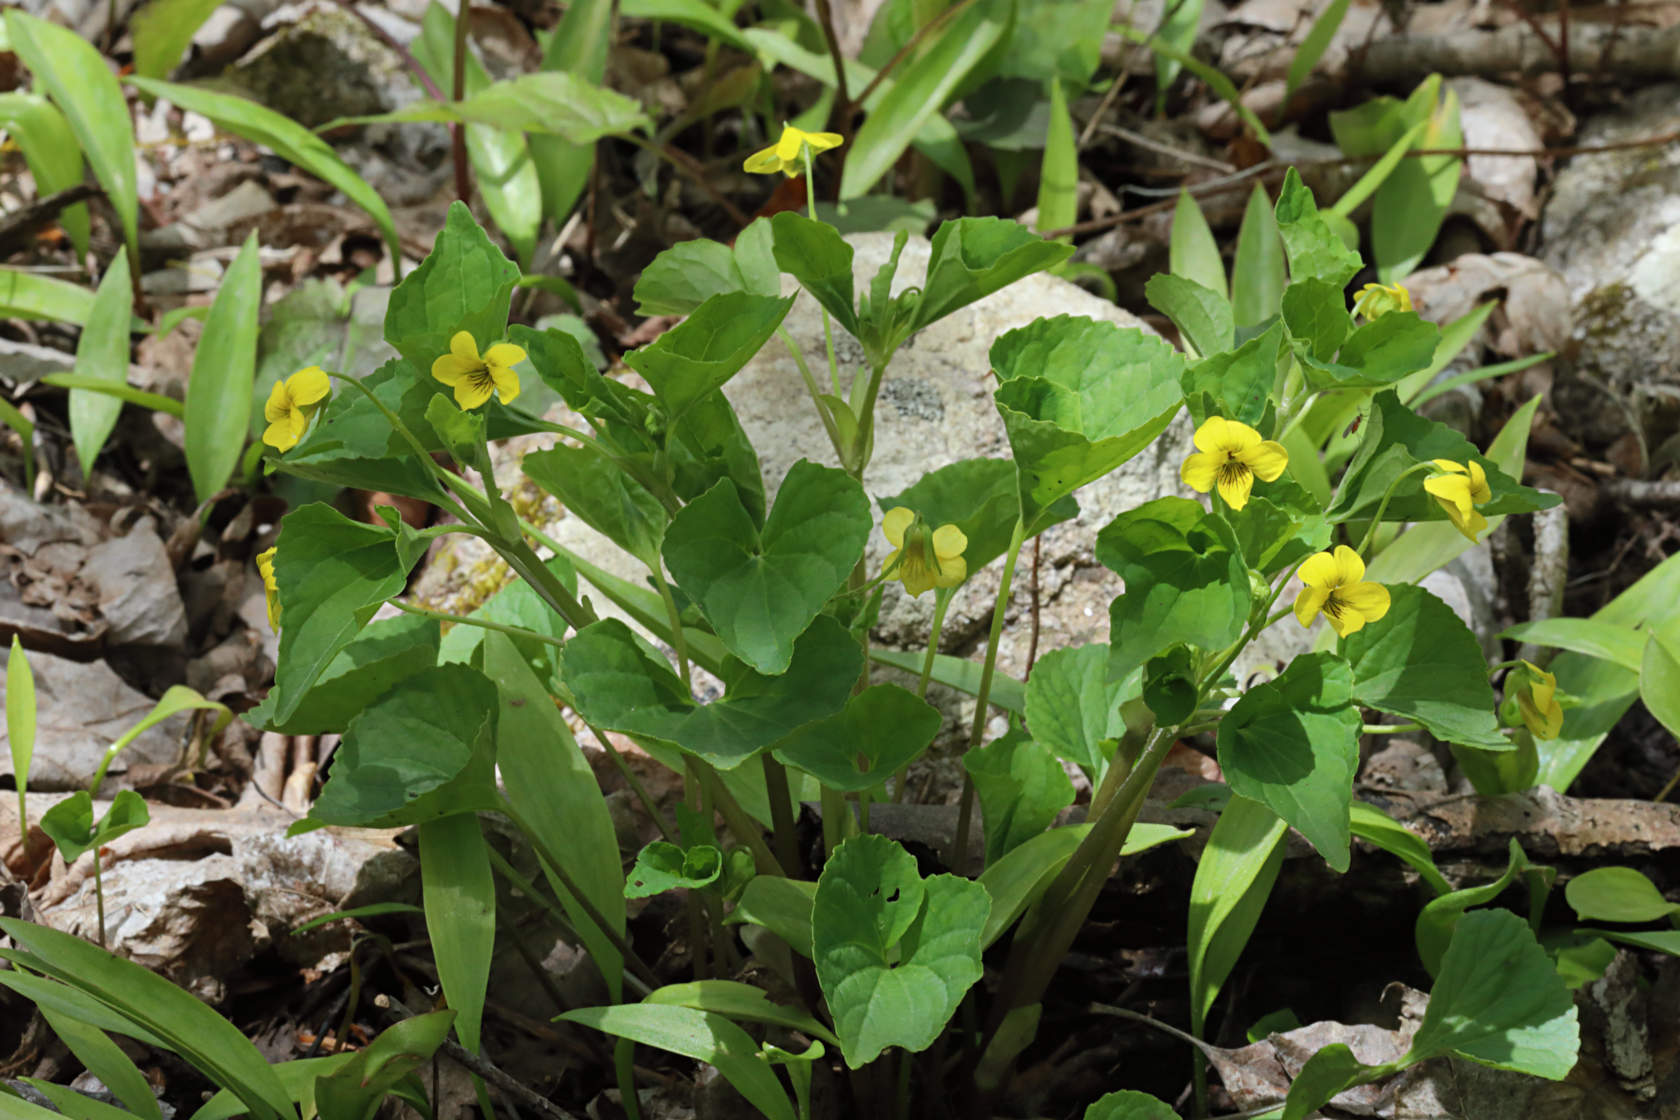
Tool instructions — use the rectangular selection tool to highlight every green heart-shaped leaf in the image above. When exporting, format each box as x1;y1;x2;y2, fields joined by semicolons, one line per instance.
624;291;795;421
774;684;941;792
813;834;989;1067
560;615;859;769
663;459;870;675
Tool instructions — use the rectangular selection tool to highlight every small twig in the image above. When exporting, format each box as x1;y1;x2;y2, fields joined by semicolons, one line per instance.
1025;536;1042;675
375;994;588;1120
1600;477;1680;508
451;0;473;204
849;0;975;112
0;183;101;258
1095;122;1236;172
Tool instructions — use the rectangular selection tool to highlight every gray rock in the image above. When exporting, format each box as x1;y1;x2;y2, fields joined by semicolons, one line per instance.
0;646;191;792
1540;84;1680;446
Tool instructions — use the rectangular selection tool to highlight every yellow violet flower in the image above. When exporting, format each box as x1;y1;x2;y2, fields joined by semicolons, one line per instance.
1423;458;1492;542
1180;416;1289;511
744;124;844;176
256;547;281;630
1352;281;1412;321
881;507;967;597
261;365;331;452
431;331;525;410
1505;661;1563;739
1293;545;1391;638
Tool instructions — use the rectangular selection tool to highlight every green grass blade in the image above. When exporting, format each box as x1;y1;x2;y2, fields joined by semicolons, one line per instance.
1231;182;1284;327
0;267;95;324
131;0;224;78
68;253;134;472
126;76;402;265
1036;79;1078;236
184;231;262;504
0;398;35;494
419;814;496;1054
1170;189;1226;300
6;636;36;833
1284;0;1349;100
41;373;184;418
0;91;89;255
3;11;139;269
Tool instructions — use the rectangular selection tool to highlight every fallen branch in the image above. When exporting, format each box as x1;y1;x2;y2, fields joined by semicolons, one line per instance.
1360;20;1680;84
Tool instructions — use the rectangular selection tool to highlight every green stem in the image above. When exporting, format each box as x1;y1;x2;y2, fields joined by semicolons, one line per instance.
952;518;1029;873
1362;721;1422;734
651;564;693;687
779;327;846;459
1354;461;1436;556
763;754;804;877
847;360;889;477
893;588;953;803
698;765;784;877
804;147;845;400
581;721;677;844
386;599;567;648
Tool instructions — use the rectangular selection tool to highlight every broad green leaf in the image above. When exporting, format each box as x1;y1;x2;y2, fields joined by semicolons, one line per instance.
561;616;858;769
269;504;415;723
1414;839;1537;976
68;254;134;472
1144;273;1232;359
992;316;1185;529
879;457;1073;574
385;200;521;375
1217;652;1361;871
624;292;795;421
6;636;35;828
0;919;295;1120
726;876;817;956
0;267;95;324
1182;320;1285;426
1098;497;1250;685
190;1055;360;1120
662;461;870;675
1281;1044;1389;1120
1565;866;1680;923
35;1010;162;1120
1373;83;1461;281
41;791;150;864
1302;312;1438;390
1225;478;1329;576
1187;796;1287;1032
184;231;261;504
325;71;650;144
1406;909;1579;1077
250;615;439;735
420;814;494;1053
624;841;723;898
774;684;941;792
131;0;224;78
531;0;612;221
965;727;1074;864
1549;931;1617;989
812;834;989;1066
559;1004;795;1120
1329;391;1560;524
1343;585;1508;750
307;666;500;828
769;213;860;335
623;0;752;49
487;632;626;997
1231;182;1286;328
1641;632;1680;743
1143;644;1198;724
6;11;138;266
523;442;667;564
0;92;89;255
1274;168;1361;287
1084;1090;1179;1120
635;223;781;316
1349;801;1450;896
264;361;444;502
313;1011;454;1120
1169;189;1226;299
1036;78;1078;235
1284;0;1350;98
126;76;400;262
1025;643;1123;771
915;217;1073;331
1280;277;1353;362
643;981;839;1048
839;0;1010;198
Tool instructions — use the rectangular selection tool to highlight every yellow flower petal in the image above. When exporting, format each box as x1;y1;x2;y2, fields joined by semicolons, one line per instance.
900;555;934;597
1215;463;1255;510
805;130;844;153
1467;460;1491;504
263;417;299;452
774;126;806;162
286;365;331;406
1242;440;1289;482
1298;550;1341;589
1424;474;1474;515
257;547;280;629
1294;585;1329;628
882;507;914;548
432;354;473;385
1331;545;1365;586
263;379;292;426
484;343;527;370
1326;602;1368;637
743;146;782;174
1192;416;1232;454
1222;420;1262;454
936;555;967;588
489;361;521;405
453;377;495;411
1181;451;1220;493
450;331;480;362
932;524;967;562
1338;580;1390;622
1431;458;1467;474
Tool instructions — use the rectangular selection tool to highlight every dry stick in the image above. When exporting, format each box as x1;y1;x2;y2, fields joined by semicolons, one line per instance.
848;0;976;113
375;994;588;1120
1600;478;1680;508
450;0;472;203
1358;19;1680;83
1025;536;1043;676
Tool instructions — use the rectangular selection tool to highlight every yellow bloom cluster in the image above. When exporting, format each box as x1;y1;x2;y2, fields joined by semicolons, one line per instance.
1505;661;1563;739
743;124;844;176
261;366;331;452
881;507;967;597
1352;281;1412;320
256;547;280;630
1424;458;1492;542
1180;417;1289;511
1293;546;1390;638
432;331;525;410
